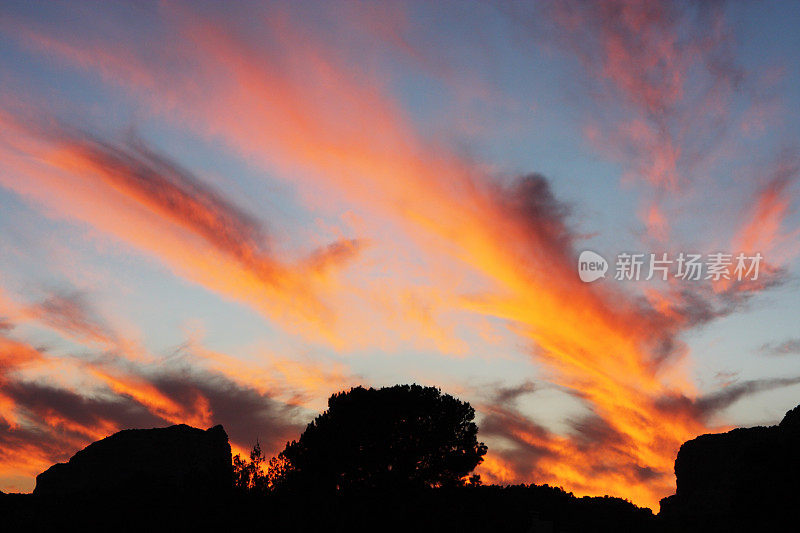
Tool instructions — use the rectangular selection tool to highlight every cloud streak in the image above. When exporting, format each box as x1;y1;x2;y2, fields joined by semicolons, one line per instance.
0;110;371;343
761;338;800;356
0;329;306;492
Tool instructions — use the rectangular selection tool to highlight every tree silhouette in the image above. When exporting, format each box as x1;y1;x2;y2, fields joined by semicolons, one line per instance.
232;439;267;493
270;384;487;493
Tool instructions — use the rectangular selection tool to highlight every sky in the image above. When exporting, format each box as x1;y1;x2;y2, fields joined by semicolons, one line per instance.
0;0;799;509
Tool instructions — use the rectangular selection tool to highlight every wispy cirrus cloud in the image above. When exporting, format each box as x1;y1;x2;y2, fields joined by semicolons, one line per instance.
654;376;800;424
515;0;793;252
0;110;368;342
731;150;800;262
28;290;119;346
545;0;741;188
761;338;800;356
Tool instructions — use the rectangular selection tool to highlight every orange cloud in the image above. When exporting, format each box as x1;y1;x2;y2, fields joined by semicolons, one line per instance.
0;329;305;492
0;110;373;345
733;152;799;260
87;367;211;429
190;344;356;410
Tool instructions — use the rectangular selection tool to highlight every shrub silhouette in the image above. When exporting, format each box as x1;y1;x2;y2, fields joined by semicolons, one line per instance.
270;384;487;493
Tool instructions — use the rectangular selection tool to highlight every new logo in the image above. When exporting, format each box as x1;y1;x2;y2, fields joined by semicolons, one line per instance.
578;250;608;283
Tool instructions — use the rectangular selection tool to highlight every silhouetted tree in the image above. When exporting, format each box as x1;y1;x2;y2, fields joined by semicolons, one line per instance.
232;439;267;493
270;384;487;493
467;473;482;486
265;453;291;489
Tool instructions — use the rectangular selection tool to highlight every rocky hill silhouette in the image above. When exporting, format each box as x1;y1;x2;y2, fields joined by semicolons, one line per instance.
659;404;800;531
34;424;232;499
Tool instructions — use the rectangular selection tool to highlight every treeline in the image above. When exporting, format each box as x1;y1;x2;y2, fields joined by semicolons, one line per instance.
221;384;653;531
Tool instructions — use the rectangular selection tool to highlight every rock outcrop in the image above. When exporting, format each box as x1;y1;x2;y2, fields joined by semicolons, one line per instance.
660;404;800;528
34;424;232;498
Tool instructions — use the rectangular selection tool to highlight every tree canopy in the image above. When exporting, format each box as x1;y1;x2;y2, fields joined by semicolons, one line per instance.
270;384;487;492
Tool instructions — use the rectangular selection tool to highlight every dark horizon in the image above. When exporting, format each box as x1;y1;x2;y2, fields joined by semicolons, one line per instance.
4;386;799;532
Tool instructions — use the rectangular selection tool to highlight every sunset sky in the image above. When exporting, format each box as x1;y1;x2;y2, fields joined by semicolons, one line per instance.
1;1;799;509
